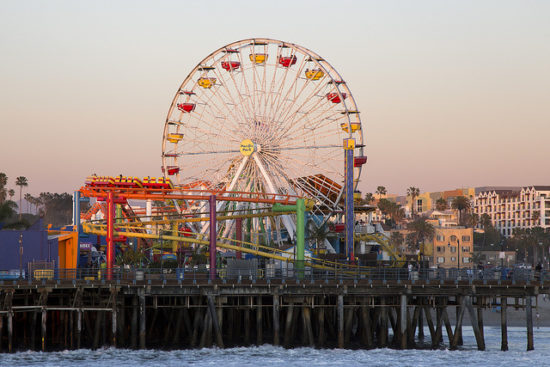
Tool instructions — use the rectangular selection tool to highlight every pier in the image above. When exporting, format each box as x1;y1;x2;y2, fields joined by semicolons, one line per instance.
0;271;546;352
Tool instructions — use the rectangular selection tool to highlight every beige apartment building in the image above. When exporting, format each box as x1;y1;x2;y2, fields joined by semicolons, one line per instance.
473;186;550;237
431;227;474;268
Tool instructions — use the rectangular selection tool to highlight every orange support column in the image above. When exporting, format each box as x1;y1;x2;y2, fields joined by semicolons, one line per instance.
106;191;115;281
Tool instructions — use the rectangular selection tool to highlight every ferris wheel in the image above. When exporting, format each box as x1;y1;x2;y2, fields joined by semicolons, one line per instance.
162;38;365;247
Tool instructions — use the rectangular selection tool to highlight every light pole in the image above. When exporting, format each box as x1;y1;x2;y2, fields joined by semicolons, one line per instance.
18;233;23;279
457;239;460;272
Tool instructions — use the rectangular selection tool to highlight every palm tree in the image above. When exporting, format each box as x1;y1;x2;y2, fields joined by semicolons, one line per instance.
15;176;28;220
24;193;32;213
0;200;18;223
0;173;7;204
435;197;448;211
451;196;470;226
407;186;420;217
375;186;387;200
362;192;374;205
407;217;435;260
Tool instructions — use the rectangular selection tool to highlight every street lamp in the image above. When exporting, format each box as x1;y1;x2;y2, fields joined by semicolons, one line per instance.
457;239;460;272
18;233;23;279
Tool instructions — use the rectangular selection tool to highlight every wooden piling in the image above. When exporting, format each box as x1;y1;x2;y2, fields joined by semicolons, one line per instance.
379;298;388;347
360;302;372;348
302;305;314;347
400;295;407;349
477;297;484;344
41;308;47;352
244;301;251;345
77;310;82;349
501;296;508;351
344;305;354;345
423;306;436;346
455;295;463;346
112;306;117;347
441;307;454;344
318;297;325;347
273;294;280;346
131;296;138;348
417;303;424;339
337;294;344;348
207;295;224;348
8;311;13;353
451;297;465;350
465;296;485;350
284;301;294;347
139;290;146;349
256;295;263;345
526;296;534;351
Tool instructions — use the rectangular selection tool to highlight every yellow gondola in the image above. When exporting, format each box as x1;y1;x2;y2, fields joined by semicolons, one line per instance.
198;77;216;89
249;53;267;64
305;69;324;80
340;122;361;133
167;133;184;143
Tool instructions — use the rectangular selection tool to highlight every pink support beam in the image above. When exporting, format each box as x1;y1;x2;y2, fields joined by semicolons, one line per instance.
209;195;217;280
106;191;115;280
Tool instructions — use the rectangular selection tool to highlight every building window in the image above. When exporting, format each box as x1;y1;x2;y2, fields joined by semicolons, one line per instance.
437;257;445;263
462;247;470;253
417;199;422;212
450;257;456;262
436;246;445;253
436;235;445;241
450;235;457;242
462;235;471;242
450;246;457;253
463;257;470;263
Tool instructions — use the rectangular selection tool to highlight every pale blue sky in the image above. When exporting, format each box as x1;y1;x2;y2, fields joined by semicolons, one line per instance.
1;0;549;196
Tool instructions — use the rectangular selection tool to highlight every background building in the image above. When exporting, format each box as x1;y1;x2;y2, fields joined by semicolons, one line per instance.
430;227;474;268
473;186;550;237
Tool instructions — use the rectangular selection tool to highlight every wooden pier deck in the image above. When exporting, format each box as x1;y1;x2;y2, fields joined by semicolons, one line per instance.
0;277;547;352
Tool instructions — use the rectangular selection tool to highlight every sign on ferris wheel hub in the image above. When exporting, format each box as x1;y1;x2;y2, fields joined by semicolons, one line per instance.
239;139;255;156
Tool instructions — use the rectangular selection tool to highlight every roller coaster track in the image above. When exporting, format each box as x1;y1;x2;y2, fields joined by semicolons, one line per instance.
354;232;406;267
82;218;376;272
79;186;299;205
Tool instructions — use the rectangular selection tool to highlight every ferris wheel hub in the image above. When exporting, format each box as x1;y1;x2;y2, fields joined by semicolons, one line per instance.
239;139;256;156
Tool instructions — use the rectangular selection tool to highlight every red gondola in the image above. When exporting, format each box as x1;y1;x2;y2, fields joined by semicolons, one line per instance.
278;55;297;67
326;92;347;104
354;156;367;167
221;61;241;71
334;223;345;232
177;103;196;113
161;166;180;175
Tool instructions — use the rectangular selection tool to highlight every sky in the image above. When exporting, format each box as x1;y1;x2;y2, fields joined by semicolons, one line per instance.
0;0;549;197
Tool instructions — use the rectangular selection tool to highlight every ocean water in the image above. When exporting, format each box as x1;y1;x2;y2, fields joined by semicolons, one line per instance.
0;326;548;367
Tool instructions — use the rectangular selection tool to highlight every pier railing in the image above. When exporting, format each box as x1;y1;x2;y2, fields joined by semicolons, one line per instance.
2;266;548;283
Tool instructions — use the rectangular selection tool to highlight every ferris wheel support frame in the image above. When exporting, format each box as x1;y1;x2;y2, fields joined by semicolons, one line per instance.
162;38;365;248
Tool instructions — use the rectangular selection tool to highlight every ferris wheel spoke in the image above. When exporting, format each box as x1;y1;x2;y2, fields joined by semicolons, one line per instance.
276;74;333;136
269;56;309;126
279;108;343;143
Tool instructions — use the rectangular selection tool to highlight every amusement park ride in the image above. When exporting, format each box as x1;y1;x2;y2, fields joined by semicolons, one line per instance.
77;39;403;280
